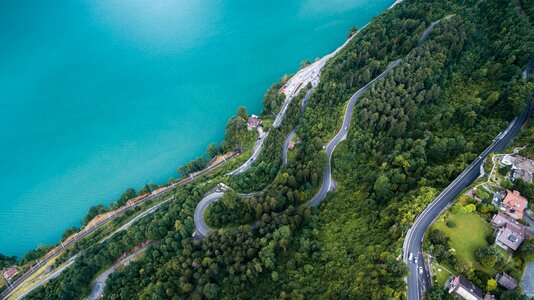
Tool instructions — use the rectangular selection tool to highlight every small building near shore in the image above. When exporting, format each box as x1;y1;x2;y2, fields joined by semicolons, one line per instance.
2;266;18;281
496;272;518;290
247;115;262;130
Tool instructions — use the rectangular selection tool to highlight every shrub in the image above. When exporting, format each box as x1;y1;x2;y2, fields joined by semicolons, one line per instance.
485;234;495;245
476;246;500;268
446;220;456;228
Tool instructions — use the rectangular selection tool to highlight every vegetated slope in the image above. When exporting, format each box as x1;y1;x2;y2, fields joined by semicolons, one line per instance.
24;0;533;299
259;0;532;298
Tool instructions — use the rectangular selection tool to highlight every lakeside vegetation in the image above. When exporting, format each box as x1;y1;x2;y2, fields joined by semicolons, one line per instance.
3;0;533;299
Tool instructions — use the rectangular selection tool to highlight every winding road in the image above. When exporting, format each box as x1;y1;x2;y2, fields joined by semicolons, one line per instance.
417;15;454;46
193;192;225;237
194;59;401;237
308;59;401;206
230;25;368;176
404;100;533;299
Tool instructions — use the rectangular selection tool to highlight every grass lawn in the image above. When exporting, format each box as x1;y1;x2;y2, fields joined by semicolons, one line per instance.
430;212;492;271
432;262;454;288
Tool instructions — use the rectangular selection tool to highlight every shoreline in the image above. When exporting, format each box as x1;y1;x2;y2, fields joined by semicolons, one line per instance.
0;0;400;280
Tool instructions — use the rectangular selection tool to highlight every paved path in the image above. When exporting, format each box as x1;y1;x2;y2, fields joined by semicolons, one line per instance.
308;59;401;206
87;247;147;300
282;88;313;164
417;15;454;46
228;132;269;176
193;192;225;237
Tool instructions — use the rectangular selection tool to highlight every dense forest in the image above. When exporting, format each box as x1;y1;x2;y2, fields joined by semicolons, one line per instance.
19;0;534;299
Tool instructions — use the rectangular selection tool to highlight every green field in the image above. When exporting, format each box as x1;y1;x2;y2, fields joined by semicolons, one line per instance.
431;212;492;270
432;262;454;288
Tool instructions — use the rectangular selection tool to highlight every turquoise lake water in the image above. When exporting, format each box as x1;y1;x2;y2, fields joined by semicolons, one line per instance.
0;0;393;257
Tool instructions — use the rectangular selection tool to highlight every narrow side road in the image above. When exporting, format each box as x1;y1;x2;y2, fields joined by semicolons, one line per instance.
228;132;269;176
282;88;313;164
12;254;79;300
99;197;173;244
87;247;147;300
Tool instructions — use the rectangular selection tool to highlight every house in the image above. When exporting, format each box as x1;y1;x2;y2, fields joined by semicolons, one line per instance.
500;190;528;219
287;140;296;150
502;154;515;166
2;266;18;281
514;169;533;184
496;272;518;290
513;156;534;174
247;115;262;130
501;155;534;183
449;275;485;300
492;212;533;251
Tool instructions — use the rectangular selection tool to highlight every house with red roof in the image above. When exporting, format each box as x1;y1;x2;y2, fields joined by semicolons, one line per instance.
2;266;18;281
500;190;528;219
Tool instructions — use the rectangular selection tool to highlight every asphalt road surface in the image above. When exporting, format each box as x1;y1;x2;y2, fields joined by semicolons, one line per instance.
87;247;147;300
193;192;225;237
282;88;313;164
404;99;532;300
228;132;269;176
194;60;402;237
308;59;401;206
417;15;454;46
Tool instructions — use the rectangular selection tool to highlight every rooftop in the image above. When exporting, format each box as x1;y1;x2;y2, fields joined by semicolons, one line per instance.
247;115;262;129
497;272;518;290
2;266;18;281
501;190;528;219
496;222;526;251
449;275;485;300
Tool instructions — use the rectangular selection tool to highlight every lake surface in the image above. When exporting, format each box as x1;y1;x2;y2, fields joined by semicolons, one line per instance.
0;0;393;257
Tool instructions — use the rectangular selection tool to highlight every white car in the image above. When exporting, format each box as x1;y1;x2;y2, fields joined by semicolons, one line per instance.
414;258;418;265
418;267;423;275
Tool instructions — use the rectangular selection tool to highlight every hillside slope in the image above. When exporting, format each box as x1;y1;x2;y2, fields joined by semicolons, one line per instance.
24;0;533;299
